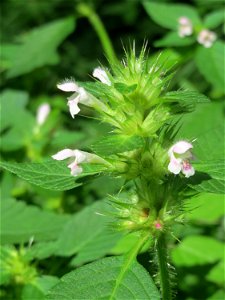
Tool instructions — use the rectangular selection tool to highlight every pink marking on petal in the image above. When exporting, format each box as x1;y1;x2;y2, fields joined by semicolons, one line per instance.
155;221;162;230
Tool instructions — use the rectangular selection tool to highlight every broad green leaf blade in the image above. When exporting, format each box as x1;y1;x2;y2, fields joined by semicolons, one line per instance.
155;32;195;48
55;201;123;265
47;256;160;300
142;2;201;30
0;160;105;191
204;9;225;29
4;17;75;78
92;135;144;156
195;41;225;92
191;160;225;194
172;235;224;266
0;198;68;244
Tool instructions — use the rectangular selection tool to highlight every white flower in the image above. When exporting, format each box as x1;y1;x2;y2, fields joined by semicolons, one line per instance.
57;80;90;118
178;17;193;38
197;29;217;48
36;103;50;125
168;141;195;178
52;148;94;176
93;67;111;86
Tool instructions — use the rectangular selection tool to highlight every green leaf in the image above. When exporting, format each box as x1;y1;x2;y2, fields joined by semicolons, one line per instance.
92;135;144;156
114;83;137;94
206;261;225;285
155;32;195;48
195;41;225;92
186;193;225;224
22;276;59;300
0;160;105;191
142;1;201;30
172;235;224;267
0;89;29;131
0;198;68;244
161;90;210;113
0;89;35;151
55;201;123;265
3;17;75;78
47;256;160;300
204;9;225;29
191;160;225;194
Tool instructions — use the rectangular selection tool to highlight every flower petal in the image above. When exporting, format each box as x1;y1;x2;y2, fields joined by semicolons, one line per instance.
172;141;193;154
74;150;88;164
67;98;80;118
68;161;83;176
168;159;182;175
52;149;74;160
57;80;79;92
93;67;111;86
182;164;195;178
36;103;50;125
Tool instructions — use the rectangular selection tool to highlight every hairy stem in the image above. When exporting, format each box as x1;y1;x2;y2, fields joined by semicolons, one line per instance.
156;233;172;300
77;3;117;64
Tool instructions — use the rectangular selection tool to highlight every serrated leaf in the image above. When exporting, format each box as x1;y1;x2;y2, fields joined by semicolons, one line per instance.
47;256;160;300
155;32;195;48
55;201;123;265
161;90;210;113
0;198;68;244
172;235;224;267
4;17;75;78
191;160;225;194
195;41;225;92
142;1;201;30
0;160;105;191
92;135;144;156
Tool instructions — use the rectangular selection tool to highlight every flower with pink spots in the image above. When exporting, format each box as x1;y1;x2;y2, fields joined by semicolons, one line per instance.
168;141;195;178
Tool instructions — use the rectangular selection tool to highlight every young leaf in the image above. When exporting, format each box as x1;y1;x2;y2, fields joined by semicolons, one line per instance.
46;256;160;300
55;201;123;265
142;2;201;30
0;160;105;191
161;90;210;112
195;41;225;92
172;235;224;266
92;135;144;156
0;198;69;244
155;32;195;48
4;17;75;78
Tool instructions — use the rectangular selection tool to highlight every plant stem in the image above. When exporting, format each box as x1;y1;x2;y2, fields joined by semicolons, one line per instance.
77;3;117;64
156;233;172;300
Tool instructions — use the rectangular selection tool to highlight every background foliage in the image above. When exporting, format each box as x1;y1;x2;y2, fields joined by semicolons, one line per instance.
0;0;224;299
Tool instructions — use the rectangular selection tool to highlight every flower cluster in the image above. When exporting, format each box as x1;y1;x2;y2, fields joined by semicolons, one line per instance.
178;16;217;48
52;52;196;180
